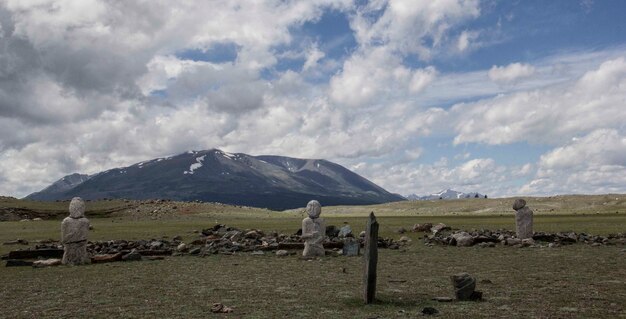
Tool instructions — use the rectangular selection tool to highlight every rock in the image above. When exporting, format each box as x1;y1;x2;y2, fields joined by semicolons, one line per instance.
451;272;482;301
521;238;535;247
452;232;474;247
325;225;339;238
3;239;29;245
431;223;451;234
432;297;454;302
395;227;407;234
338;224;352;237
122;249;143;261
548;243;559;248
506;238;521;246
176;243;188;252
189;247;201;255
513;198;526;210
91;252;123;263
210;303;233;313
412;223;433;232
149;241;163;249
5;259;34;267
399;236;411;243
172;235;183;241
32;218;43;221
359;231;366;238
421;307;439;315
275;250;289;256
251;251;264;255
32;258;62;268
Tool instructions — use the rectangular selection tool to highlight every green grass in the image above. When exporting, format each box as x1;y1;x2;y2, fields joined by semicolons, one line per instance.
1;196;625;318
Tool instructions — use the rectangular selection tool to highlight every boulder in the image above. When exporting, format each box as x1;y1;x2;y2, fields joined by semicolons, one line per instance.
451;272;482;301
452;232;474;247
431;223;451;234
32;258;62;268
275;250;289;256
412;223;433;232
122;249;143;261
91;252;123;263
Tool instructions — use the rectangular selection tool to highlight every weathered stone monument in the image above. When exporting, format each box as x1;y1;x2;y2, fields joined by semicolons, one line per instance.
513;198;533;239
301;200;325;257
61;197;91;265
363;212;378;304
342;237;360;256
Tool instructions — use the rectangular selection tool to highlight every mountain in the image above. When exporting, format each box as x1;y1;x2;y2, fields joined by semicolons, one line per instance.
406;189;486;200
26;173;91;201
25;149;405;210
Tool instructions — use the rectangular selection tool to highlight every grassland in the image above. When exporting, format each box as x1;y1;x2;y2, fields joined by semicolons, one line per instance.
1;195;625;318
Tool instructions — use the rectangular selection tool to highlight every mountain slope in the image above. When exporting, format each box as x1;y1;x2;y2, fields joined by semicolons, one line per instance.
26;149;405;210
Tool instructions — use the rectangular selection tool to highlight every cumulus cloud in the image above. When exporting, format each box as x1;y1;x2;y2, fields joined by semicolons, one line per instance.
453;57;626;145
488;62;536;83
520;129;626;195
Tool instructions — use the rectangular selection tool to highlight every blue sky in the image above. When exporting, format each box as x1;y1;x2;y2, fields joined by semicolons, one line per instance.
1;0;626;198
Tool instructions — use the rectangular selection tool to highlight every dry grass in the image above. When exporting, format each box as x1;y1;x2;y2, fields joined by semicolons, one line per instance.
1;196;625;318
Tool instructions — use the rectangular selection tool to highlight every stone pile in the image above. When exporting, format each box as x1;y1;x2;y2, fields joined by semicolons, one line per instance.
4;223;403;265
423;228;626;247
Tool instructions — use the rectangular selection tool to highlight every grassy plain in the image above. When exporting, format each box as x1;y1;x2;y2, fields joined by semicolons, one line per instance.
1;196;625;318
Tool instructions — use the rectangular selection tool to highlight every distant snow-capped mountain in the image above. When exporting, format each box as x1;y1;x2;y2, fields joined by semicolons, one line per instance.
406;189;486;200
26;149;405;210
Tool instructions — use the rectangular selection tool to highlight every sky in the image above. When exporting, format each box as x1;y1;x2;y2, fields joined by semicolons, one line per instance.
1;0;626;198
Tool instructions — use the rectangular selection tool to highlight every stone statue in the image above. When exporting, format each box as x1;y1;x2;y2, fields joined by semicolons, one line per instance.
61;197;91;265
301;200;325;257
513;198;533;239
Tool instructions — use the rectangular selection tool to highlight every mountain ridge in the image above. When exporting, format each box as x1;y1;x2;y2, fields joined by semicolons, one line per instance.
406;189;486;200
26;149;405;210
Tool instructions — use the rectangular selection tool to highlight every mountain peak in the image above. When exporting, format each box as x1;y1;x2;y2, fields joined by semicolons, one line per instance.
26;149;405;210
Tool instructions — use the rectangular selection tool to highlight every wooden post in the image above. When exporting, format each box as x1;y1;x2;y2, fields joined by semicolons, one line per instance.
363;212;379;304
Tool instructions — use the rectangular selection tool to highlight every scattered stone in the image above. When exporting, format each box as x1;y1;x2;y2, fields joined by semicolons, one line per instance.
325;225;339;238
61;197;91;265
432;297;453;302
452;232;474;247
521;238;535;247
451;273;482;301
359;231;366;238
431;223;450;234
32;218;43;221
338;224;352;237
189;247;201;255
6;259;34;267
210;303;234;313
122;249;143;261
176;243;188;252
3;239;29;245
506;238;521;246
396;227;407;234
32;258;62;268
421;307;439;315
302;200;325;257
412;223;433;232
513;198;534;239
275;250;289;256
91;252;123;263
251;251;264;255
399;236;411;243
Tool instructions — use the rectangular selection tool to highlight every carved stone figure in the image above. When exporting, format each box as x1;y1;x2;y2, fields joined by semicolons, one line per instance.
61;197;91;265
513;198;533;239
302;200;325;257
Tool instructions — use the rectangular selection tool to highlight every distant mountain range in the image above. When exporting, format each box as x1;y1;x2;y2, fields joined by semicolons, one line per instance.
26;149;405;210
406;189;486;200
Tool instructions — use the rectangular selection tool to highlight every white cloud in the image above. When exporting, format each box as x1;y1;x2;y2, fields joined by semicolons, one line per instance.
454;57;626;145
488;62;536;83
520;129;626;195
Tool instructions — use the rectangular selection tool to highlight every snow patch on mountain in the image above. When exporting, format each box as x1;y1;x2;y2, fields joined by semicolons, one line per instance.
184;155;206;175
407;189;486;200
